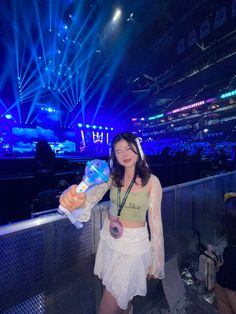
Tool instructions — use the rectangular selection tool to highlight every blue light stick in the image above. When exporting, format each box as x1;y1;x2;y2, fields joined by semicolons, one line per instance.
58;159;110;228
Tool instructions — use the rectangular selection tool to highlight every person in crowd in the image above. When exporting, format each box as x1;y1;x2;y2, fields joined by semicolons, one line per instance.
35;140;56;172
215;194;236;314
231;146;236;170
174;149;188;163
191;146;203;161
216;148;228;171
59;132;165;314
160;146;172;163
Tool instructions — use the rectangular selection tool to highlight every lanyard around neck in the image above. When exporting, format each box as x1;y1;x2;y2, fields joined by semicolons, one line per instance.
117;178;135;217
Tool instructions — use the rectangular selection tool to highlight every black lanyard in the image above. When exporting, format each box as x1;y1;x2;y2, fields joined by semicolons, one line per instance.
117;178;135;217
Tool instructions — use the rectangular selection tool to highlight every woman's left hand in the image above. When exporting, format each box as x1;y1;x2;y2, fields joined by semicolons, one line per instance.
147;273;157;280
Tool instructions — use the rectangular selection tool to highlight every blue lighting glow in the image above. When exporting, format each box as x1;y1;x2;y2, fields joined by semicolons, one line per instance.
0;0;138;130
41;106;57;113
78;123;114;130
5;114;12;120
148;114;164;120
220;89;236;99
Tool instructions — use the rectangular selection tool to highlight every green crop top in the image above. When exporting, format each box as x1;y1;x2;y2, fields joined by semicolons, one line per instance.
109;185;149;222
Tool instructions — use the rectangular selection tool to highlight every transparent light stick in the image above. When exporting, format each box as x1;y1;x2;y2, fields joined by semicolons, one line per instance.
58;159;110;228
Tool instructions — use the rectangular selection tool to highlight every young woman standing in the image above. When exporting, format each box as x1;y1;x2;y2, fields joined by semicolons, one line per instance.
60;132;165;314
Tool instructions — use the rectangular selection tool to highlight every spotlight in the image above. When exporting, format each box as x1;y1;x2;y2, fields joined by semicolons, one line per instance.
5;114;12;120
112;8;122;22
127;12;134;22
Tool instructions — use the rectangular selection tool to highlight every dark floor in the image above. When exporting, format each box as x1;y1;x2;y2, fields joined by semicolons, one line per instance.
132;279;218;314
130;242;226;314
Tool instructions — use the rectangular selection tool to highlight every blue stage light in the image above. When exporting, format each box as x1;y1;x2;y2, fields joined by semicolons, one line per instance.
5;114;12;119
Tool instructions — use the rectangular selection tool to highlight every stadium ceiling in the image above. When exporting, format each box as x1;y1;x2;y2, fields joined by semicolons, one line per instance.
0;0;233;125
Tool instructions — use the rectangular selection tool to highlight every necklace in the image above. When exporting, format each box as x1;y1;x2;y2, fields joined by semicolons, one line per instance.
117;178;135;216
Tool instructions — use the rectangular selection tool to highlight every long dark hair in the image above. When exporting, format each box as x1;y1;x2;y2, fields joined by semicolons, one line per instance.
109;132;151;187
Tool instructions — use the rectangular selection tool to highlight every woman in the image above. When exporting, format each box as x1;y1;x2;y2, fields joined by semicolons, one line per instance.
60;132;165;314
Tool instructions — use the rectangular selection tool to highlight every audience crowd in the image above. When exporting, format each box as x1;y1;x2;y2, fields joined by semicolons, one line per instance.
142;139;236;171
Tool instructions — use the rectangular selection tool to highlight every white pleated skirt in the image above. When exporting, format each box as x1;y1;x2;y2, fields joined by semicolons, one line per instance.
94;216;151;310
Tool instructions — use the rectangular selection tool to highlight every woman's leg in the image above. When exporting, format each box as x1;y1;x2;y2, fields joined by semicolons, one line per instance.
215;282;234;314
98;288;122;314
225;287;236;313
122;302;133;314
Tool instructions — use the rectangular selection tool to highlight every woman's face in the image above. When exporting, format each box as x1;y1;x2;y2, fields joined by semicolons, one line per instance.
114;139;138;168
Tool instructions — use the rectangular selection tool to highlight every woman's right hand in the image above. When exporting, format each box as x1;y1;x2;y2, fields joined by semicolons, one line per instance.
59;184;86;211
